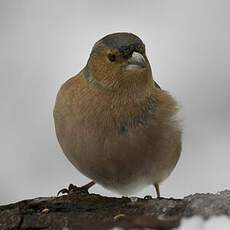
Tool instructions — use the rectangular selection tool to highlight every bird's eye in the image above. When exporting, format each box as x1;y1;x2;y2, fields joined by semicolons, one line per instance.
108;53;116;62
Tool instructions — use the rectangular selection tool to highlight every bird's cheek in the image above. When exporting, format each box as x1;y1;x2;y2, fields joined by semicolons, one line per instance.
89;59;107;80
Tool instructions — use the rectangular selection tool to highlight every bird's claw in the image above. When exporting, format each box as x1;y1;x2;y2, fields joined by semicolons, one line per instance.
57;181;95;196
57;184;84;196
144;195;153;200
57;188;70;196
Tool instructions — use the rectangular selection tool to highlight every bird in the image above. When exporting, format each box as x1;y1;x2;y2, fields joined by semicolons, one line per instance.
53;32;182;198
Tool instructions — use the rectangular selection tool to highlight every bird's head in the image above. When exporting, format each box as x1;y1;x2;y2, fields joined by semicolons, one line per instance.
85;32;154;90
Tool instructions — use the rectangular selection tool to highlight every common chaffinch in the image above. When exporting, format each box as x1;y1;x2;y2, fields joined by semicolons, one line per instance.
54;32;182;198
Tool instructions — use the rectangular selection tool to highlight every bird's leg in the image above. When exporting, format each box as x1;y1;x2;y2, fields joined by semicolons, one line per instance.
57;181;95;196
80;181;96;191
154;183;161;199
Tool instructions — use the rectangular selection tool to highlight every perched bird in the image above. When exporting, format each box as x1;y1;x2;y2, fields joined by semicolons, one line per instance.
53;32;182;198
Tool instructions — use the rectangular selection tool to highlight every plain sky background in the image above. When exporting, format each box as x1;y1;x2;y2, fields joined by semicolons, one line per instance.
0;0;230;205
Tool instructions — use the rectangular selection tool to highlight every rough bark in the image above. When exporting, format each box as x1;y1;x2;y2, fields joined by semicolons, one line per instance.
0;190;230;230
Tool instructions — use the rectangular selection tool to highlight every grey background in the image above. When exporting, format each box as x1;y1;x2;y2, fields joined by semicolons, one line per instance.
0;0;229;204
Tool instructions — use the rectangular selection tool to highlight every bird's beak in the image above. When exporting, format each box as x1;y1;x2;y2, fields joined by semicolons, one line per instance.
126;51;146;70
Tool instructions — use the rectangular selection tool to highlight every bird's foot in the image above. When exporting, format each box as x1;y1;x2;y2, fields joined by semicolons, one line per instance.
144;195;165;200
144;195;153;200
157;196;165;200
57;181;95;196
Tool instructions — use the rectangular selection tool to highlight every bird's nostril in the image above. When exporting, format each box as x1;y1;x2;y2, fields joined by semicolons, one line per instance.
118;42;144;59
